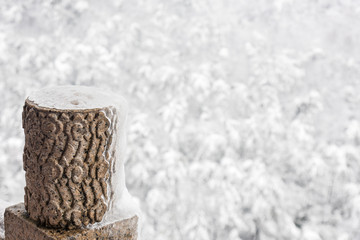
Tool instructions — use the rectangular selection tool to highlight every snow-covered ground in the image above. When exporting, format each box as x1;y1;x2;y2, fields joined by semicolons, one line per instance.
1;0;360;239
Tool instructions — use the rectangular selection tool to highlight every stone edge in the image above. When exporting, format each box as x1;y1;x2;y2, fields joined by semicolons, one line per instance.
4;203;138;240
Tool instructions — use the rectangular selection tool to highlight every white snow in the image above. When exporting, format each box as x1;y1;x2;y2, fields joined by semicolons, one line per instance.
27;86;127;110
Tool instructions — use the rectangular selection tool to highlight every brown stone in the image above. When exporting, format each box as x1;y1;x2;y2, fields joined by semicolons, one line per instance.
22;99;118;229
5;203;138;240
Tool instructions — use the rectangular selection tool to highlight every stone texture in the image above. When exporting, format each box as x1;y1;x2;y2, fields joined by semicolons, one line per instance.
5;203;138;240
22;99;118;229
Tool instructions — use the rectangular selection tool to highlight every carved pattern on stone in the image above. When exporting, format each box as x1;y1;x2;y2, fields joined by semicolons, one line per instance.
22;101;115;229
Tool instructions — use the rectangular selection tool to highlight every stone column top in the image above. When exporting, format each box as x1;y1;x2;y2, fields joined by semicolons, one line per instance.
22;86;138;230
27;85;128;112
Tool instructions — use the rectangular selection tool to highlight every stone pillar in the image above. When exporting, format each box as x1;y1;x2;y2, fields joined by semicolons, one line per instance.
22;99;115;229
4;86;139;240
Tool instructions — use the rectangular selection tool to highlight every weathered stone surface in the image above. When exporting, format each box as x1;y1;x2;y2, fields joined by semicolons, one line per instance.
5;203;138;240
22;99;117;229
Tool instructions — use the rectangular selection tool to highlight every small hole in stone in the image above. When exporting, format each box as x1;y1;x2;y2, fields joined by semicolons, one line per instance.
71;100;79;105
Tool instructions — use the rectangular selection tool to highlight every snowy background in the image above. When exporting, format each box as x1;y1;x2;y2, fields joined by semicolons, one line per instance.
1;0;360;239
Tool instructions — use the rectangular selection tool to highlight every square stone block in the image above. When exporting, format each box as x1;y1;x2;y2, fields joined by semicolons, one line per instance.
4;203;138;240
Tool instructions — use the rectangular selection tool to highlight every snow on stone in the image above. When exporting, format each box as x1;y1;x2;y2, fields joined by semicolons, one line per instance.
28;86;127;111
0;199;11;239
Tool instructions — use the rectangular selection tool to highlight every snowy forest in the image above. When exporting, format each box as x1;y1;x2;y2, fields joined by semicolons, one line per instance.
1;0;360;239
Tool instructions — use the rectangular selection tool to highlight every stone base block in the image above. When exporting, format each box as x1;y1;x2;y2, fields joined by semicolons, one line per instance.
4;203;138;240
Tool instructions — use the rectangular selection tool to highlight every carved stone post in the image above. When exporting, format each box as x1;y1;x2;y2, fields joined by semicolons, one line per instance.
4;86;139;240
